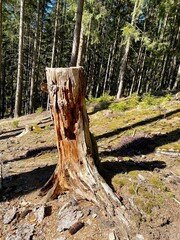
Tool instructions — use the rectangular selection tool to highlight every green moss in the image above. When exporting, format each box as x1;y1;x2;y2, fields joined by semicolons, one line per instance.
138;187;153;199
134;197;154;214
134;188;164;215
112;176;128;188
149;175;168;191
32;124;43;133
157;142;180;152
128;183;138;195
128;170;139;178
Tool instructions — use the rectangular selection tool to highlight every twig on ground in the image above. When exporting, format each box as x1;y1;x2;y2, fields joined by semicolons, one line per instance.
108;130;127;144
173;198;180;205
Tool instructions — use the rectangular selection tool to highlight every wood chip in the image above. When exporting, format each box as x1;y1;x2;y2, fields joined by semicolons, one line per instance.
69;221;84;235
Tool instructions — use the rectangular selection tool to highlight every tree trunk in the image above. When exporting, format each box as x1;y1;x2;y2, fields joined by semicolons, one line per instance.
51;0;60;68
70;0;84;66
40;67;130;236
116;38;130;98
137;50;147;95
173;64;180;90
77;24;85;66
103;45;112;95
29;0;40;113
116;0;139;99
14;0;25;117
108;16;121;93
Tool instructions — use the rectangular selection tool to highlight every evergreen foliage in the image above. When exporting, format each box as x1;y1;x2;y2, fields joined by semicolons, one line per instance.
0;0;179;118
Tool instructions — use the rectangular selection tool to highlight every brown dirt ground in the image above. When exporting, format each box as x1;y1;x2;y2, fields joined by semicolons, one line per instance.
0;100;180;240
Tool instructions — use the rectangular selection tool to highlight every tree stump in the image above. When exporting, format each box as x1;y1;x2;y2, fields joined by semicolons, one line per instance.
40;67;131;237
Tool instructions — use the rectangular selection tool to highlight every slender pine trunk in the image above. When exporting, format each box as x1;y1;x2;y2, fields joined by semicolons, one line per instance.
29;0;40;113
173;64;180;90
14;0;25;117
108;16;120;93
77;24;84;66
116;0;138;99
51;0;60;68
70;0;84;66
103;45;112;95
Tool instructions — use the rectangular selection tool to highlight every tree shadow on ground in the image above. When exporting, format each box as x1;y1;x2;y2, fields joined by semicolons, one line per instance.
96;108;180;141
37;117;53;128
0;128;24;140
1;109;179;202
3;145;57;164
88;101;112;115
101;160;166;188
0;164;56;202
100;128;179;188
100;128;180;158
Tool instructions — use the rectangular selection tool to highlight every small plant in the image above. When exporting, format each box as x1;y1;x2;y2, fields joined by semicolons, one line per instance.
109;101;128;112
32;124;43;133
128;94;140;108
11;120;19;128
149;175;168;191
97;92;114;103
140;93;157;107
164;93;172;101
168;192;175;198
35;107;43;114
88;93;114;112
45;123;52;130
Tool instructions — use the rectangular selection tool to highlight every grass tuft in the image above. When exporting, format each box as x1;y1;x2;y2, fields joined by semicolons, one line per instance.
11;120;19;128
35;107;43;114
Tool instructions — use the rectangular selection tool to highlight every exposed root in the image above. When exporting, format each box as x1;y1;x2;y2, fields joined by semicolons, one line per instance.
39;172;58;197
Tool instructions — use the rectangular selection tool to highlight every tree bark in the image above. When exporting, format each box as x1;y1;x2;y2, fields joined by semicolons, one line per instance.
173;64;180;90
77;24;85;66
29;0;40;113
51;0;60;68
40;67;130;236
70;0;84;66
103;45;112;95
116;0;139;99
116;38;130;99
14;0;25;117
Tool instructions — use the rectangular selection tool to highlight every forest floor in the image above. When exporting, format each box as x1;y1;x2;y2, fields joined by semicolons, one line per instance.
0;93;180;240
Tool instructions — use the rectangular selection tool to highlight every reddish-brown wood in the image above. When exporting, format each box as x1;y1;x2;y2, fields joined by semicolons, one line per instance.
40;67;130;237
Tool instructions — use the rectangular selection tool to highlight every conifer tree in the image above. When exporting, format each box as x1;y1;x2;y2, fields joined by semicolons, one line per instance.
14;0;25;117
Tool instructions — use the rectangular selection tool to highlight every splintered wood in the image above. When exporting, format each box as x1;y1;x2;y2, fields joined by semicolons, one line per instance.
40;67;130;239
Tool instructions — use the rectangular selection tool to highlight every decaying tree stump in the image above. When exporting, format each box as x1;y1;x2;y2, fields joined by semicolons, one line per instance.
40;67;131;237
